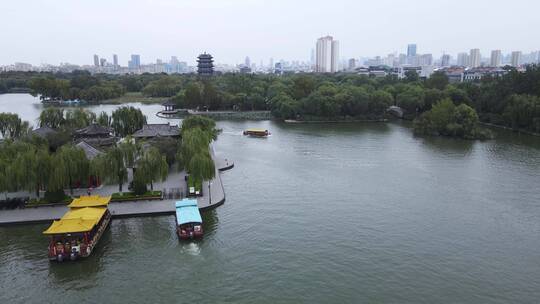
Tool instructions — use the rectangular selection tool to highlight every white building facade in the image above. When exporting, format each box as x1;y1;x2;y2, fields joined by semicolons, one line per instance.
316;36;339;73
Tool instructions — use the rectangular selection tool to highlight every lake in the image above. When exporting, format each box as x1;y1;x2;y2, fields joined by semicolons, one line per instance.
1;94;539;303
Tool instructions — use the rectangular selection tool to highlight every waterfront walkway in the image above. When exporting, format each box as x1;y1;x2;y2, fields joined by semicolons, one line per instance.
0;145;233;226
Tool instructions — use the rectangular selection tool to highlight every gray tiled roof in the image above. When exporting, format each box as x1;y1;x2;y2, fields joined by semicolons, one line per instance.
75;140;104;160
132;123;180;138
75;123;112;137
31;126;58;138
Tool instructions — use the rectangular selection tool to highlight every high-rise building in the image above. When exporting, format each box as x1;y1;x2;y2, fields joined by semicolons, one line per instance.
128;54;141;70
420;54;433;66
197;53;214;77
407;44;417;57
245;56;251;67
457;52;469;67
315;35;339;73
113;54;118;66
469;49;481;67
331;40;339;72
511;51;522;67
490;50;502;67
441;54;451;67
93;54;99;67
269;58;274;70
348;58;356;70
99;58;106;67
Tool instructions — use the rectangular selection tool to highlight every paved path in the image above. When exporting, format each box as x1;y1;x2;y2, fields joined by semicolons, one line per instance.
0;145;233;226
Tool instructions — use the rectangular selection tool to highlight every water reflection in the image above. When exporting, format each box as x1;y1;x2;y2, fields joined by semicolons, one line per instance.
277;121;391;137
201;209;219;239
418;135;475;156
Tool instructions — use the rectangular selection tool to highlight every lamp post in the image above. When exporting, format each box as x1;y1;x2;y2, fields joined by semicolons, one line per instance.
208;181;212;205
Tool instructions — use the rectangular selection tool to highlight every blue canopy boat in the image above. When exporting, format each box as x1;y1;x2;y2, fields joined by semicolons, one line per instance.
175;199;203;240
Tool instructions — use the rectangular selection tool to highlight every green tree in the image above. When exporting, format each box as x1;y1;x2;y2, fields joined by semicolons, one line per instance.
39;108;65;129
96;111;111;127
0;113;31;139
49;145;89;195
111;106;147;137
405;70;420;82
425;71;449;90
186;150;215;184
64;108;96;130
137;147;168;191
184;82;203;108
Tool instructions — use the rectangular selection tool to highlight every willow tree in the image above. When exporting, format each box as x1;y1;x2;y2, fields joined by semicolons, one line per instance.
187;151;215;183
96;111;112;127
180;115;218;140
39;108;65;129
111;106;147;137
35;149;52;198
178;127;212;170
11;149;37;195
137;147;168;191
95;139;139;192
0;113;31;139
64;108;96;130
49;145;89;195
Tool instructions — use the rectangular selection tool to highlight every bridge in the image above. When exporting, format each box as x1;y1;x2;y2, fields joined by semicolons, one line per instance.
387;106;404;118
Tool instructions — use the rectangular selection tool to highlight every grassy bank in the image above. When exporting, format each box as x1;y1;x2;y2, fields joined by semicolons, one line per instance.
100;92;169;105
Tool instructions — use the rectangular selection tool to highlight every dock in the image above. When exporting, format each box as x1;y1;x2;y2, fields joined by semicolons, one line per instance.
0;145;233;226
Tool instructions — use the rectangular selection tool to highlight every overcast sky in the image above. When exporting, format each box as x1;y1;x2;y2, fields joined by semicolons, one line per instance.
1;0;538;66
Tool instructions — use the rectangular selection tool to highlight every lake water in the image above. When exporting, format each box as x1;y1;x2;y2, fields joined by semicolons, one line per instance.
1;94;540;303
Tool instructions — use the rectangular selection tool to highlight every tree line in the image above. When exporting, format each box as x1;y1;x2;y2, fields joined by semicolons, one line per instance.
3;65;540;134
38;106;146;138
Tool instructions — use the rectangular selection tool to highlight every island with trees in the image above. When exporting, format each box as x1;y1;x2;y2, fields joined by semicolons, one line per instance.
0;107;218;207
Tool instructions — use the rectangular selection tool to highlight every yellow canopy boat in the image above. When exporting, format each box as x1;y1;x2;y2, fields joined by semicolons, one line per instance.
43;195;112;262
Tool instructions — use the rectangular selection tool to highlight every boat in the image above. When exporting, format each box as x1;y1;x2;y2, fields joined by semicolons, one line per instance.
175;199;203;240
43;195;112;262
243;128;270;137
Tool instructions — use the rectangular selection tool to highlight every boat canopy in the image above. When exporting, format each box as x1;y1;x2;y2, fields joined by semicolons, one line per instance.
43;207;107;235
68;195;111;208
175;199;202;225
245;129;267;132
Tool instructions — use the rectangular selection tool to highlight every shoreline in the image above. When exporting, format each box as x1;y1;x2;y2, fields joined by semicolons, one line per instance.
0;147;233;226
284;118;387;124
480;122;540;137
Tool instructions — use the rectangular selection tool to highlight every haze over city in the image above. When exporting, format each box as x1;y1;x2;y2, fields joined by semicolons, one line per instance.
1;0;539;66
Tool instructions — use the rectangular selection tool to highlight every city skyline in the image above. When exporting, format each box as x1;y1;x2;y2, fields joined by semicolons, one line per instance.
1;0;540;66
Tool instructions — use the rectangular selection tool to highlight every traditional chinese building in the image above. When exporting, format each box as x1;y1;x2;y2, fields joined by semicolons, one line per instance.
132;123;181;140
197;53;214;77
74;123;117;147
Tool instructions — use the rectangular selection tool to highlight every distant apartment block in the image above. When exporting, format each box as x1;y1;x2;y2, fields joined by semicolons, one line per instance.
490;50;502;67
469;49;481;68
511;51;522;67
315;36;339;73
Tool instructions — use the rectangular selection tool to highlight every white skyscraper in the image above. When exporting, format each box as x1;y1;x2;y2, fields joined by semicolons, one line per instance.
469;49;481;68
457;52;469;67
331;40;339;72
490;50;502;67
511;51;522;67
316;36;339;73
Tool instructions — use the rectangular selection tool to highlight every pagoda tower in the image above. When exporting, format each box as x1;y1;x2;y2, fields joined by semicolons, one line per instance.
197;53;214;77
